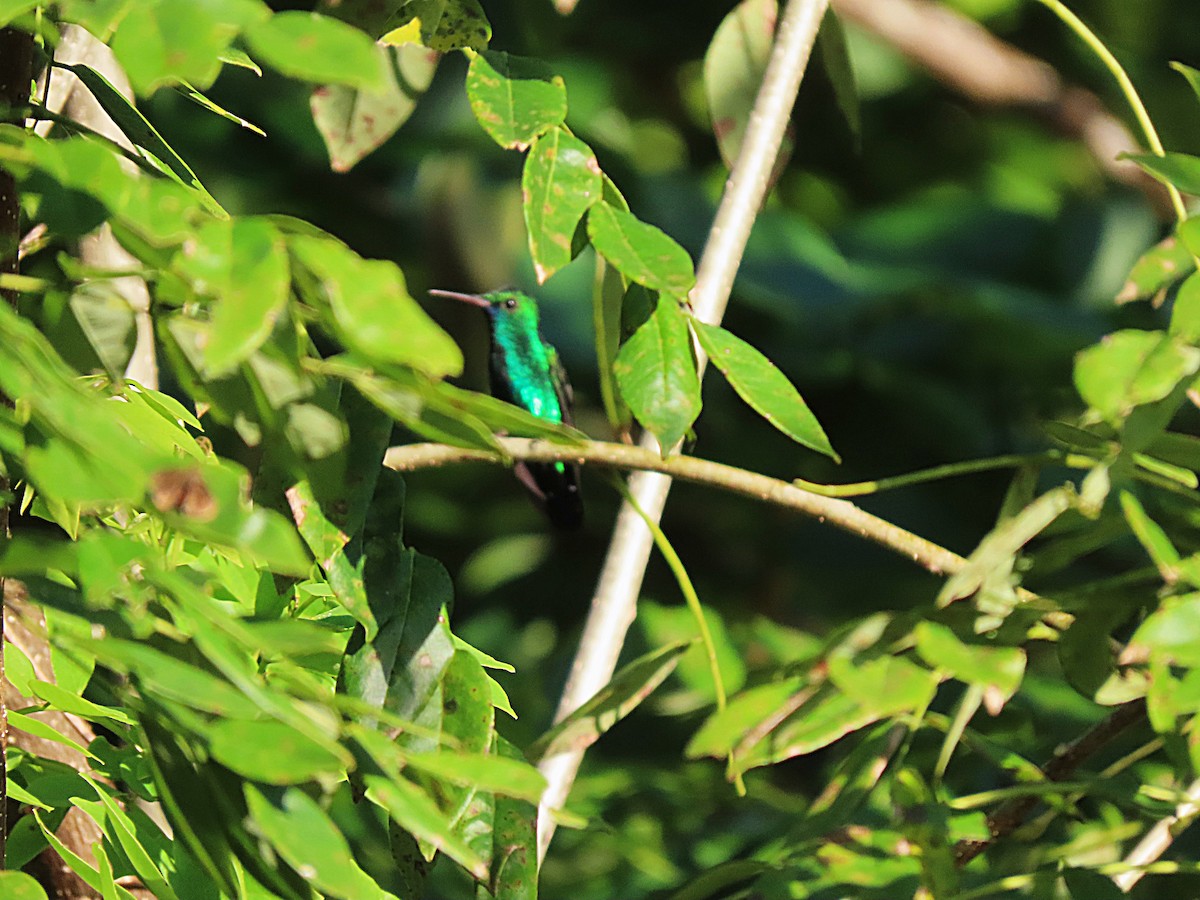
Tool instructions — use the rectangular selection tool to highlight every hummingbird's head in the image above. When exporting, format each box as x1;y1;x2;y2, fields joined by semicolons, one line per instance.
429;288;540;329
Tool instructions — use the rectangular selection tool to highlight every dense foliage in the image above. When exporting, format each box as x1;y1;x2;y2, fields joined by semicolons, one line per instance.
2;0;1200;898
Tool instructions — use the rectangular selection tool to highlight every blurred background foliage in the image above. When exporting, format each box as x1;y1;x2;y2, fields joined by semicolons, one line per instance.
134;0;1200;894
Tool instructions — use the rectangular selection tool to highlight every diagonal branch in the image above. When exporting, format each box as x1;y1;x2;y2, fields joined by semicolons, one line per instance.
534;0;833;863
385;438;965;575
953;698;1147;867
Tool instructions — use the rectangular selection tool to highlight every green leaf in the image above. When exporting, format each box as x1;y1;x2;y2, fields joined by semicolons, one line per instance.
466;51;567;150
9;711;98;759
32;810;135;900
528;641;690;762
1125;151;1200;195
692;320;838;460
522;127;601;284
704;0;791;172
1120;489;1181;583
1134;594;1200;667
173;217;290;376
381;0;491;52
403;751;546;803
68;283;137;378
913;622;1025;701
209;719;351;784
1183;217;1200;259
246;12;389;91
828;655;938;717
364;774;489;878
816;10;860;147
1074;330;1200;424
938;486;1075;607
287;478;377;637
439;649;494;754
109;0;267;94
587;202;696;295
58;63;226;215
245;785;388;898
79;774;179;900
311;43;438;173
320;359;503;450
176;80;266;135
429;379;584;444
1173;61;1200;106
613;295;701;451
30;680;133;726
92;639;262;718
0;872;50;900
1117;234;1196;304
290;234;462;378
1169;271;1200;342
0;1;38;27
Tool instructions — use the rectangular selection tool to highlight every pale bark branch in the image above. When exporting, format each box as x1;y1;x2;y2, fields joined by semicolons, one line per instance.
1114;776;1200;892
534;0;833;862
36;26;158;389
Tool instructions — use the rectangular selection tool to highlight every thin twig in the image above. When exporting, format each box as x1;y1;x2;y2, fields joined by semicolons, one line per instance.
953;699;1147;866
533;0;833;863
386;438;966;575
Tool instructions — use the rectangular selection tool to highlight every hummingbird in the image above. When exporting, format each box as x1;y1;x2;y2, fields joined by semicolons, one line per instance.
430;288;583;530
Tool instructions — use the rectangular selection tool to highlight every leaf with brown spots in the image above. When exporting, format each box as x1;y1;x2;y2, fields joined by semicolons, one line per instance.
522;126;601;283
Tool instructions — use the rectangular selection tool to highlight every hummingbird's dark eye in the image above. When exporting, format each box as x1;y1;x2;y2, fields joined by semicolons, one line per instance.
504;298;517;310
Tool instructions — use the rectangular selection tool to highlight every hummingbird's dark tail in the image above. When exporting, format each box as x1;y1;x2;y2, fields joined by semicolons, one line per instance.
515;461;584;530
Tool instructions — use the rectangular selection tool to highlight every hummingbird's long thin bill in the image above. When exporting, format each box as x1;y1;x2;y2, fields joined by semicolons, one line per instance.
428;288;491;308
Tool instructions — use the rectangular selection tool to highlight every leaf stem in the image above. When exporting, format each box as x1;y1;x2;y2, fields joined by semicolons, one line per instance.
608;475;746;796
1035;0;1188;226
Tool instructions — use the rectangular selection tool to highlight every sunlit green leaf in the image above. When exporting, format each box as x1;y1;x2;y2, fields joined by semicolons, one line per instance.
209;719;351;783
587;202;696;295
245;785;388;898
692;320;838;460
613;295;701;451
1074;329;1200;424
290;234;462;378
466;51;566;150
522;127;601;283
1126;151;1200;195
0;871;50;900
58;62;225;215
109;0;267;94
913;622;1025;700
174;217;289;376
246;11;388;90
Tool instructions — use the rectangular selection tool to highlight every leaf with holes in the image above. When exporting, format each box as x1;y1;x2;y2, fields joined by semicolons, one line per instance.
466;51;566;150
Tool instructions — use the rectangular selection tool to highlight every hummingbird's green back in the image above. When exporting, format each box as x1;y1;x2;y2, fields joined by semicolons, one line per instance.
430;286;583;529
483;290;567;426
